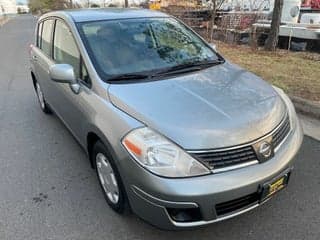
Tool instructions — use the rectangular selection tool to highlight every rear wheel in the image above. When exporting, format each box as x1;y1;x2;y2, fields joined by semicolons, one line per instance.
35;81;51;114
93;141;128;213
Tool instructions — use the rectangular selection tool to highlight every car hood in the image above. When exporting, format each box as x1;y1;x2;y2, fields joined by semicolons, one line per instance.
109;62;287;150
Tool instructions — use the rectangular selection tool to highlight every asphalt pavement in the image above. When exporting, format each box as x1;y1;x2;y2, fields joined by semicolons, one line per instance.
0;15;319;240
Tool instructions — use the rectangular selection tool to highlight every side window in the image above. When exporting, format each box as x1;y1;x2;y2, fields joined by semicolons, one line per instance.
53;20;80;79
37;22;43;48
40;19;54;56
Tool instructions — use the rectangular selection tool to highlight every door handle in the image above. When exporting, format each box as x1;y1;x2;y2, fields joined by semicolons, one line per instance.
32;55;38;61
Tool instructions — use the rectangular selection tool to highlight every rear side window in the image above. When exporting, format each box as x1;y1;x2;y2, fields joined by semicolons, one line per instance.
40;19;54;56
53;20;80;78
36;22;43;47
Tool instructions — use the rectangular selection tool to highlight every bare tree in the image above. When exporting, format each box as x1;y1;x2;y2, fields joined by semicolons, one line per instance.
29;0;69;13
265;0;283;51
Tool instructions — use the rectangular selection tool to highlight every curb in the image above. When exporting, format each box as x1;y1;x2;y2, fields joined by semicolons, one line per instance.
290;95;320;120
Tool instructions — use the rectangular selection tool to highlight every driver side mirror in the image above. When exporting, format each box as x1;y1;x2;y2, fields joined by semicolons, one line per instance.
49;64;80;94
49;64;77;84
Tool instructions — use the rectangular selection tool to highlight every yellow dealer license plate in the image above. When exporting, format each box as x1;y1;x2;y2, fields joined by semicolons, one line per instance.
268;177;286;197
260;170;291;202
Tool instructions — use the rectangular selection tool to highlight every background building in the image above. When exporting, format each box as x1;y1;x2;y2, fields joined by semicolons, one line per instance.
0;0;17;15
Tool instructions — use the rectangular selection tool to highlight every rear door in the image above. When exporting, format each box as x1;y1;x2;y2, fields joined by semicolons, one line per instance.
31;19;55;103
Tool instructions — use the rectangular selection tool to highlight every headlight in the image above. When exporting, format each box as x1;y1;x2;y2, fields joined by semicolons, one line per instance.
122;127;210;178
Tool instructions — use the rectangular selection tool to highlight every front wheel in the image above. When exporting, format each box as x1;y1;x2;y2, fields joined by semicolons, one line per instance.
93;141;128;213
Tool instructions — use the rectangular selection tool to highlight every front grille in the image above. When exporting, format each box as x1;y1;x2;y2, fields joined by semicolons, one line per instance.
215;192;259;216
191;146;257;170
272;114;291;149
190;113;291;172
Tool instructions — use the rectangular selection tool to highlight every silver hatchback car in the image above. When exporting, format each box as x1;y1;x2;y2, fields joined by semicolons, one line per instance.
30;9;303;230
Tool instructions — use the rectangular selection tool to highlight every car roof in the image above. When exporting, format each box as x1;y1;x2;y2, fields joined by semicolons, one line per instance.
42;8;170;23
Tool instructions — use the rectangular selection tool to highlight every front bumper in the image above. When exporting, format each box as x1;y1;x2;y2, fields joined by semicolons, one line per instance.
119;117;303;230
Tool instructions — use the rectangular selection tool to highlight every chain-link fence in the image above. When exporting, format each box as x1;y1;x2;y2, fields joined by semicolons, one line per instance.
159;3;268;45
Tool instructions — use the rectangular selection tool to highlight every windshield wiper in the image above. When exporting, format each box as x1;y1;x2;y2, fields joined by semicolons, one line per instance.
106;59;225;82
153;59;225;77
107;73;150;82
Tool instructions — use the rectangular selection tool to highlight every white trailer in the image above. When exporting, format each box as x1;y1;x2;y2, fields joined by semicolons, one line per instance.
252;0;320;50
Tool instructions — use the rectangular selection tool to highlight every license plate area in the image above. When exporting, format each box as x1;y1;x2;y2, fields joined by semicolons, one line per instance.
260;170;291;202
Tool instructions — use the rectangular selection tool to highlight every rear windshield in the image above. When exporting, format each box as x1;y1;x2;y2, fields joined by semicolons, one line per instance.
77;17;219;80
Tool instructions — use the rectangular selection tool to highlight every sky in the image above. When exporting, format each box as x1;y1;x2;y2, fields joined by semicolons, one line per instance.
17;0;27;3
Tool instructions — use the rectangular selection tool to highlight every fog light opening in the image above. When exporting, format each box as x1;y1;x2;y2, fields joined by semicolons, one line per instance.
167;207;202;223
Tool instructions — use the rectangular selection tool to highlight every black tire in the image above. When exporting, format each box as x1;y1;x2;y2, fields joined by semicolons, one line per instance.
35;81;52;114
92;141;128;213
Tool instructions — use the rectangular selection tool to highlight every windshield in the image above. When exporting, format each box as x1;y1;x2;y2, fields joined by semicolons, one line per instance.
77;17;221;81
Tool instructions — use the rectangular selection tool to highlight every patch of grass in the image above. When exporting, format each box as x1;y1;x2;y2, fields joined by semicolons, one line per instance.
217;43;320;102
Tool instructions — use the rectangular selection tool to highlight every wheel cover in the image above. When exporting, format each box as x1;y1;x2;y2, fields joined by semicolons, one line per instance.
96;153;120;204
36;83;45;110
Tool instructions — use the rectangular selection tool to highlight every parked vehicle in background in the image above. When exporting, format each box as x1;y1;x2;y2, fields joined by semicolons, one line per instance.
253;0;320;50
29;9;303;230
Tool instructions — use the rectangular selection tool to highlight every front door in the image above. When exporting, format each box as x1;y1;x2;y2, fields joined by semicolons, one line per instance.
49;19;92;144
